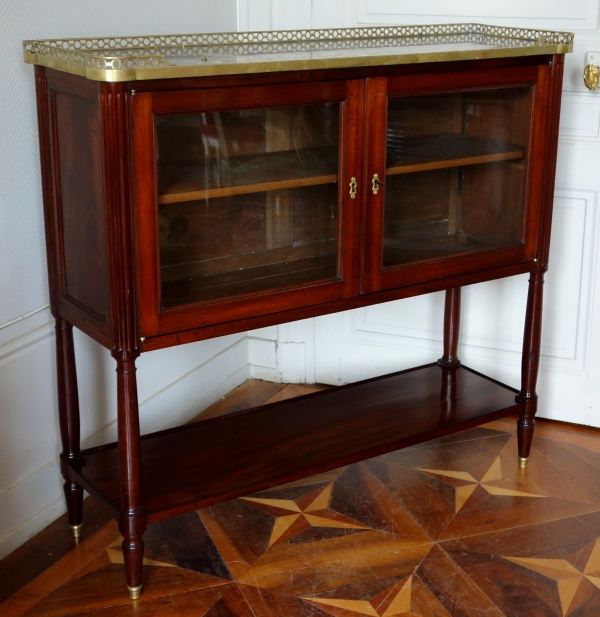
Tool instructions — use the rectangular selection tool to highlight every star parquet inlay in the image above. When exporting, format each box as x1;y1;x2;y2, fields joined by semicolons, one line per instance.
4;382;600;616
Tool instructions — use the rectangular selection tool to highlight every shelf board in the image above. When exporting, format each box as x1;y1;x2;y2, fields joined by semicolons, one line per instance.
72;364;521;523
157;135;524;205
161;252;338;307
386;133;524;176
161;239;338;283
158;145;338;205
384;233;500;266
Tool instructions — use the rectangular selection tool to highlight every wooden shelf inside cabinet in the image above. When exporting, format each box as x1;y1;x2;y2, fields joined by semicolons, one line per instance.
158;145;339;205
386;134;525;176
71;364;522;523
162;251;338;307
157;135;524;206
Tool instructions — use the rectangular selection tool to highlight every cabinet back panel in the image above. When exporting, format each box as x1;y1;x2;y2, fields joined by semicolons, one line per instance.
52;89;109;326
465;88;532;146
159;184;339;308
384;169;452;234
159;194;267;265
461;161;526;246
387;93;462;136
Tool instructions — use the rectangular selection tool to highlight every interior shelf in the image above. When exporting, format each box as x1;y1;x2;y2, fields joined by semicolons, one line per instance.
161;251;338;308
158;145;339;205
383;234;500;266
72;364;522;523
158;135;524;205
386;133;524;175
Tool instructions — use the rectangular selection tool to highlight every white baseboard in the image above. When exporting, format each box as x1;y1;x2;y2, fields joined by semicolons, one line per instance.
0;461;64;560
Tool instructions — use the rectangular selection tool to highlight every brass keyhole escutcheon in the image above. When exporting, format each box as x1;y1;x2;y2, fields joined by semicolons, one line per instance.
349;177;357;199
372;173;384;195
584;63;599;91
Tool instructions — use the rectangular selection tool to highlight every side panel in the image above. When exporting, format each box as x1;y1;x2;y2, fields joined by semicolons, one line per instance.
45;69;111;345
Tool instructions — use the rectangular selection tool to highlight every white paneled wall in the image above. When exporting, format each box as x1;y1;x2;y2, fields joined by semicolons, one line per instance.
0;0;245;560
245;1;600;431
357;0;598;29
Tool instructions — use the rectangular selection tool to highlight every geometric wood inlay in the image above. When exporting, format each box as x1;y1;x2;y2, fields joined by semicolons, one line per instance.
504;538;600;616
417;456;546;513
241;483;370;547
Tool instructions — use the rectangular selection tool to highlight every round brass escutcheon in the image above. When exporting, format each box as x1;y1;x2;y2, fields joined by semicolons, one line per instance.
584;62;599;91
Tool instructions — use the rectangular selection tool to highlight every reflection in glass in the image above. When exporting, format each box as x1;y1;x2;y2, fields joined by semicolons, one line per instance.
383;88;532;268
155;104;340;309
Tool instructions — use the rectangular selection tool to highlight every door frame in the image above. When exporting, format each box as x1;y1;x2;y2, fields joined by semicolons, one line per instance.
132;79;364;338
361;63;551;293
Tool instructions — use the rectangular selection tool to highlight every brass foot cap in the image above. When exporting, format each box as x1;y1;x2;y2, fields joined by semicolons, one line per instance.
518;456;529;469
70;524;83;538
127;585;142;600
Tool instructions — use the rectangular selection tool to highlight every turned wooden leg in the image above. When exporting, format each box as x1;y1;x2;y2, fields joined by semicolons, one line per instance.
439;287;461;368
55;318;84;538
517;271;545;468
116;356;147;600
438;288;461;419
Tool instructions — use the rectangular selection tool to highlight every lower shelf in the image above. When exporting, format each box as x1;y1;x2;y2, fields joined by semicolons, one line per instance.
72;363;522;523
161;252;338;308
383;233;500;266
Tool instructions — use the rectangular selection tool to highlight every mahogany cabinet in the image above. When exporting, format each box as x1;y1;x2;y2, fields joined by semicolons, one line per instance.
24;24;572;599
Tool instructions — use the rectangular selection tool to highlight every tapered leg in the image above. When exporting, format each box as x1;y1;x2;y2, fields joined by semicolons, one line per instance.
438;288;461;420
439;287;461;368
517;271;545;468
55;318;84;538
116;357;147;600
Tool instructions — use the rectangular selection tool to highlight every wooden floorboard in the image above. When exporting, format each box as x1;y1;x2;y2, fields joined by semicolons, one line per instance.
191;379;288;421
0;495;113;605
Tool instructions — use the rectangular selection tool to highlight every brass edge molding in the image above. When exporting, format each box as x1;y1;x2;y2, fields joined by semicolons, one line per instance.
23;23;574;83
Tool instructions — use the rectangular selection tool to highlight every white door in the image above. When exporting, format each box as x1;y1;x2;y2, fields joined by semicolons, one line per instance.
243;0;600;428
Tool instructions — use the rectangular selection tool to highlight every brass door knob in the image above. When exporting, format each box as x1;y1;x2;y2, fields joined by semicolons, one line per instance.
584;62;599;91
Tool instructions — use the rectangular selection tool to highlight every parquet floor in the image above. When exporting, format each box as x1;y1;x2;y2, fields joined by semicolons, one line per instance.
3;380;600;616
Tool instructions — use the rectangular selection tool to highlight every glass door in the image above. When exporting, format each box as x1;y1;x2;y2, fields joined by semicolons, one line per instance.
363;66;548;293
134;81;362;336
156;104;341;308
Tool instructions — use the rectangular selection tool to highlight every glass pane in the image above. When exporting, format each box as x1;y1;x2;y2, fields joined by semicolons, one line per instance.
155;104;340;309
383;87;532;269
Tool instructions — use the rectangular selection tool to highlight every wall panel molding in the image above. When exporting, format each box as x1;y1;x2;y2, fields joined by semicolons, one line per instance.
356;0;599;30
560;90;600;141
341;188;598;377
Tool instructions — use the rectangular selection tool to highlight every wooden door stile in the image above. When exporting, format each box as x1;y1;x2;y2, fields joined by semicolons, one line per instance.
361;76;388;293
